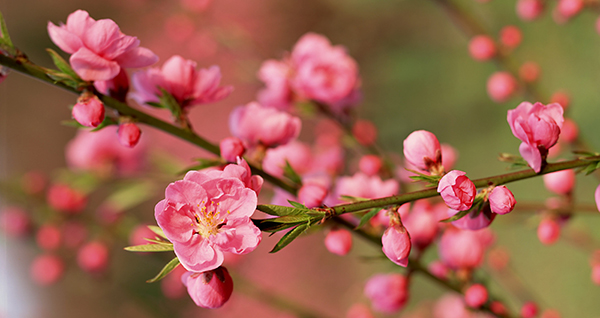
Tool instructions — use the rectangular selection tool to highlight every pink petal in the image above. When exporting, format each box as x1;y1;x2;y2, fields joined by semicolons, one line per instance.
70;47;120;81
519;142;542;172
47;22;83;54
154;202;195;243
65;10;95;39
160;55;196;102
165;180;208;208
175;238;224;272
82;19;132;59
129;68;163;105
183;170;213;186
211;183;257;219
212;217;261;254
115;47;159;68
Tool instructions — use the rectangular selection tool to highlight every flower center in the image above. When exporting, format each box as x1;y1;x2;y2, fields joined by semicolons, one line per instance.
192;201;230;238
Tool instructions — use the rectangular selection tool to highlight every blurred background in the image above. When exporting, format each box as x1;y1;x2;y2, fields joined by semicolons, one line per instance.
2;0;600;317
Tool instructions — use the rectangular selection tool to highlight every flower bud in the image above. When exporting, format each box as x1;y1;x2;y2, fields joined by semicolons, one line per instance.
182;267;234;308
521;301;539;318
517;0;544;21
47;183;87;214
437;170;476;211
36;224;62;251
382;222;411;267
439;228;484;269
352;120;377;146
488;186;516;214
229;102;301;148
364;273;408;313
298;182;328;208
464;284;488;308
0;207;31;238
550;91;570;111
487;72;517;103
555;0;584;22
595;184;600;212
324;227;353;256
118;123;142;148
468;35;496;61
30;254;64;286
491;301;508;315
543;169;575;195
537;218;560;245
219;137;245;162
62;221;88;249
500;25;522;49
519;61;541;83
403;130;442;172
77;241;110;273
560;118;578;143
428;260;449;279
358;155;382;176
72;94;105;127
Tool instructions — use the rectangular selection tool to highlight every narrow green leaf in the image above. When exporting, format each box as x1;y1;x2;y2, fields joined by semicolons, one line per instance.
146;257;180;283
46;48;79;79
270;223;309;253
61;119;86;128
283;160;302;185
0;10;15;55
124;242;174;252
148;225;168;240
439;209;471;223
158;87;183;118
356;208;382;229
288;200;307;209
252;219;302;232
256;204;309;216
146;102;166;108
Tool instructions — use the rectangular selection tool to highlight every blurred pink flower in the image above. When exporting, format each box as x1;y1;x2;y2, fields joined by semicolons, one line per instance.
30;254;64;286
47;183;87;214
130;55;232;109
465;284;488;308
324;227;353;256
507;102;564;172
448;206;495;230
0;207;31;238
335;172;399;202
403;201;439;249
77;241;110;273
257;59;294;110
154;161;261;272
47;10;158;81
182;267;233;308
537;218;560;245
438;228;485;270
468;35;496;61
364;273;409;313
487;71;518;103
298;182;328;208
219;137;245;163
262;141;313;178
229;102;301;148
516;0;544;21
117;123;142;148
543;169;575;195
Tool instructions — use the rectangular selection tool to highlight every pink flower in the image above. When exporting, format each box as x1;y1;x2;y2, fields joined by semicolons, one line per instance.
543;169;575;195
77;241;110;273
438;228;484;270
262;141;313;178
182;267;233;308
468;35;496;61
555;0;584;22
449;206;495;230
154;161;262;272
30;254;65;286
437;170;476;211
519;61;541;83
434;294;473;318
428;260;450;279
335;172;399;202
364;273;409;313
488;186;516;215
487;72;518;103
358;155;382;176
382;223;411;267
257;59;294;110
118;123;142;148
464;284;488;308
550;91;570;110
595;184;600;212
346;303;374;318
324;227;353;256
537;218;560;245
507;102;564;172
403;201;439;249
72;94;105;128
229;102;301;148
403;130;442;172
219;137;245;163
130;55;232;109
500;26;522;49
290;33;359;107
298;182;328;208
521;302;539;318
516;0;544;21
352;120;377;146
47;183;87;214
128;224;157;247
94;69;129;102
47;10;158;81
0;207;31;238
36;225;62;251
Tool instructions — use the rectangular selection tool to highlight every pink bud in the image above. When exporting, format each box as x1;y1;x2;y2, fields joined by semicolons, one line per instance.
595;184;600;212
543;169;575;195
229;102;301;148
428;260;449;279
519;61;541;83
72;94;105;128
403;130;442;172
346;303;374;318
118;123;141;148
364;273;408;313
560;118;578;143
298;182;328;208
464;284;488;308
537;218;561;245
128;224;157;247
555;0;584;21
434;294;471;318
30;254;64;286
437;170;476;211
219;137;245;162
77;241;110;273
487;72;518;103
324;228;353;256
0;207;31;238
382;223;411;267
62;221;88;249
468;35;496;61
449;206;496;230
36;225;62;251
352;120;377;146
439;228;484;269
182;267;234;308
517;0;544;21
488;186;516;214
47;184;87;214
359;155;382;176
491;301;508;315
521;301;539;318
500;25;522;49
550;91;570;110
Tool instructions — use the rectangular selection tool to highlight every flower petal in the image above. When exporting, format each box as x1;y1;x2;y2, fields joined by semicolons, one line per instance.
212;217;262;254
47;22;83;54
115;47;159;68
70;47;120;81
519;142;542;173
175;238;224;272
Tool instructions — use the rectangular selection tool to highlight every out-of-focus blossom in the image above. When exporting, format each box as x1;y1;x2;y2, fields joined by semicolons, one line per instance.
595;184;600;212
449;206;496;231
161;265;187;299
488;186;516;215
519;61;541;83
358;155;382;176
437;170;476;211
324;227;353;256
21;171;47;195
47;183;87;214
154;161;262;272
0;207;31;238
507;102;564;172
72;94;105;128
468;35;496;61
537;218;560;245
128;224;157;247
543;169;575;195
335;172;399;203
219;137;245;163
346;303;374;318
517;0;544;21
521;302;539;318
441;143;459;172
298;182;328;208
30;254;64;286
352;120;377;146
500;25;522;49
36;225;62;251
182;266;233;308
487;72;518;103
428;260;450;279
262;141;312;178
403;201;439;249
131;55;232;109
554;0;584;23
550;91;570;110
438;228;485;269
464;284;488;308
118;123;142;148
364;273;409;313
77;241;110;273
47;10;158;81
229;102;301;148
62;221;88;249
560;118;578;143
487;247;510;270
433;294;472;318
257;60;294;110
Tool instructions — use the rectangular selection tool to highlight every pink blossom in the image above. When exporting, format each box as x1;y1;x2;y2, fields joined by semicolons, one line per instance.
488;186;516;214
262;141;312;178
352;120;377;146
128;224;157;247
437;170;476;211
537;218;560;245
182;266;233;308
449;206;495;230
555;0;584;22
382;223;411;267
403;201;439;249
47;183;87;214
290;33;359;107
154;161;262;272
364;273;409;313
500;25;522;49
438;228;484;269
335;172;399;203
324;227;353;256
433;294;472;318
62;221;88;249
77;241;110;273
94;69;129;102
219;137;245;163
487;72;518;103
541;309;562;318
468;35;496;61
30;254;65;286
550;91;570;110
560;119;578;143
72;94;105;127
298;182;328;208
595;184;600;212
47;10;158;81
0;207;31;238
257;59;294;110
543;169;575;195
66;126;146;175
516;0;544;21
403;130;442;172
428;260;449;279
130;55;232;109
118;123;142;148
521;302;539;318
36;225;62;251
464;284;488;308
229;102;301;148
358;155;382;176
441;143;459;172
519;61;541;83
507;102;564;172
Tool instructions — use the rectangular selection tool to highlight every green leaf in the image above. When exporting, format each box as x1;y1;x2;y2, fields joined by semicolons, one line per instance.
146;257;180;283
283;160;302;185
270;223;309;253
90;116;118;132
288;200;308;209
158;88;183;118
61;119;86;128
356;208;382;229
406;169;441;186
340;195;369;202
46;70;81;89
145;102;166;108
0;10;15;55
148;225;168;240
124;242;174;252
252;218;302;232
46;49;79;79
256;204;310;217
177;158;223;175
439;209;471;223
